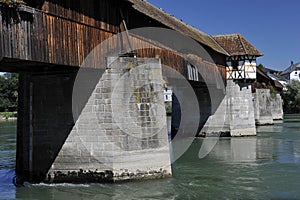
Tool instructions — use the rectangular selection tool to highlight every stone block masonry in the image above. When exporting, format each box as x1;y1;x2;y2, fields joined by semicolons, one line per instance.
46;57;171;183
199;85;283;137
254;90;283;124
271;94;284;120
200;80;256;137
227;81;256;136
254;89;274;125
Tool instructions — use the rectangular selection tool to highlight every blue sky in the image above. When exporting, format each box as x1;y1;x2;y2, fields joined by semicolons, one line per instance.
148;0;300;71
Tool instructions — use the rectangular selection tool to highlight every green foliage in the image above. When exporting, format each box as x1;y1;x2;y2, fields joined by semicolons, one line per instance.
0;111;17;119
0;0;26;7
268;85;277;99
0;73;19;112
257;64;264;70
165;102;172;116
282;80;300;114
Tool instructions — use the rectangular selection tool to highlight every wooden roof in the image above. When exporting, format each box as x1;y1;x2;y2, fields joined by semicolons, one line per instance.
125;0;229;56
212;33;263;57
257;67;271;81
256;68;283;90
273;80;283;89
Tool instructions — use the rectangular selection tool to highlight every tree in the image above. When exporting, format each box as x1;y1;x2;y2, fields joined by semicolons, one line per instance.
282;80;300;114
0;0;26;7
0;73;19;112
257;64;264;70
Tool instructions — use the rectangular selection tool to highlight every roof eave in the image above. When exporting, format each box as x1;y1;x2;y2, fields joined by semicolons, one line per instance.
127;0;228;56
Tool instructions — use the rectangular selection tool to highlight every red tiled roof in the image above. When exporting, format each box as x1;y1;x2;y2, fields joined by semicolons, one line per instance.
212;33;263;56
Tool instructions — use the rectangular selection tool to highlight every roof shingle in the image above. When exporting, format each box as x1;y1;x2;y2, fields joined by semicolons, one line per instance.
125;0;229;55
212;33;263;56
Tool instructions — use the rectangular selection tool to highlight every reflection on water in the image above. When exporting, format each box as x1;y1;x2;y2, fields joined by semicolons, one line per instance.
211;138;258;162
1;115;300;199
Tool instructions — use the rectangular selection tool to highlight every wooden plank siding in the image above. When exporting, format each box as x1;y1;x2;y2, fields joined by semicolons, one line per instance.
130;36;226;83
41;0;121;34
0;0;226;81
0;2;118;67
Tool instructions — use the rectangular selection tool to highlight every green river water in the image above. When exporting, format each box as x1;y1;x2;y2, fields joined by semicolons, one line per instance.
1;115;300;199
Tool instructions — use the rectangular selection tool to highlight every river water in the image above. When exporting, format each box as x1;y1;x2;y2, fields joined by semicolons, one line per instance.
1;115;300;200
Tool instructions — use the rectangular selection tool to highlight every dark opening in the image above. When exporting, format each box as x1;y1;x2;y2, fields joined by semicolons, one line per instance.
24;0;42;8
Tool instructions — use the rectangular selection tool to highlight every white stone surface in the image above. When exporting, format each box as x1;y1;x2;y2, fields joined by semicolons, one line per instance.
47;57;172;182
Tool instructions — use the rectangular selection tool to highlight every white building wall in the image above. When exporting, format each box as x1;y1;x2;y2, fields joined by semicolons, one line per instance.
290;70;300;81
226;60;256;80
164;89;172;102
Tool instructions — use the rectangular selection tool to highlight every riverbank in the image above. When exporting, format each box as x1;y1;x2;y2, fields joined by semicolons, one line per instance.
0;112;17;122
0;117;17;122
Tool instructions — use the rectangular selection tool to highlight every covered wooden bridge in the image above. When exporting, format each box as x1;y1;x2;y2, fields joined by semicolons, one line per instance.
0;0;251;183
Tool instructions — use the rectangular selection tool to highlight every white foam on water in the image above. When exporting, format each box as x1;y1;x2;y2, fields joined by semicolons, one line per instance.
31;183;91;188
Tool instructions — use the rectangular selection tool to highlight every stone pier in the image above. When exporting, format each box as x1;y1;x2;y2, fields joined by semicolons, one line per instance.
227;81;256;136
254;89;274;125
17;57;172;183
46;57;171;183
271;94;284;120
200;80;256;137
254;90;283;124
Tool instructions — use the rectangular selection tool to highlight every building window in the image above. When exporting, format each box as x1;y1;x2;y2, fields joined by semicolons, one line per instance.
163;89;172;102
187;63;199;81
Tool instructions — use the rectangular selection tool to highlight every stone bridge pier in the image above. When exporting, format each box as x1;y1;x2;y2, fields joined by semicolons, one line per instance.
16;57;172;183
